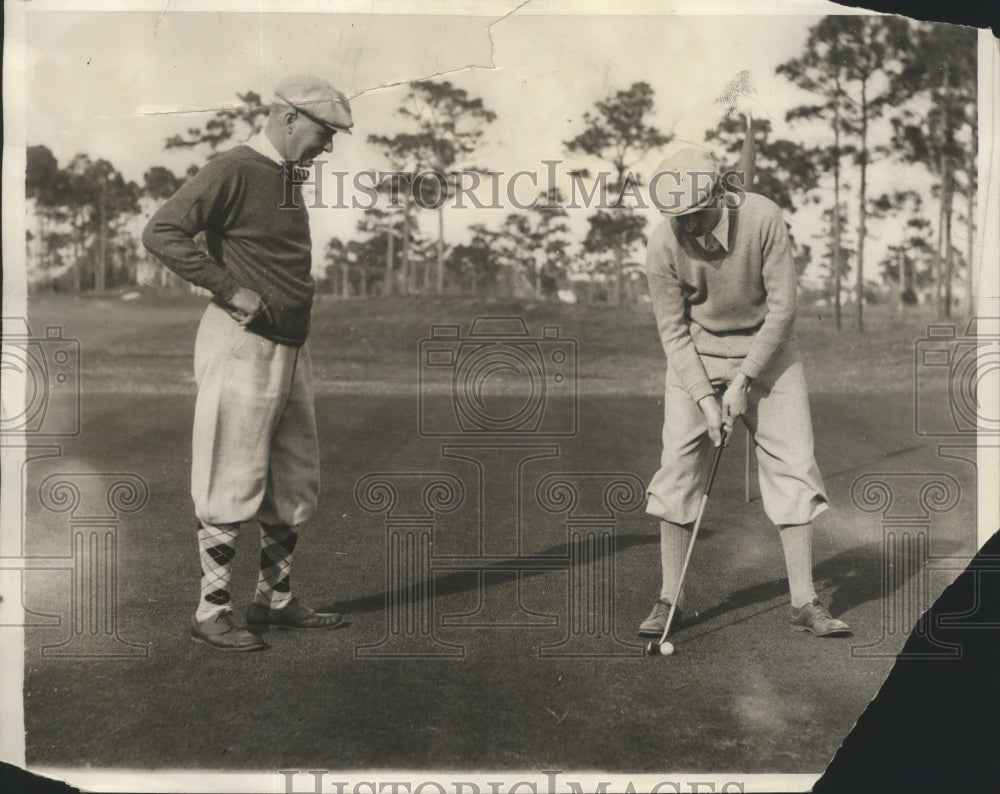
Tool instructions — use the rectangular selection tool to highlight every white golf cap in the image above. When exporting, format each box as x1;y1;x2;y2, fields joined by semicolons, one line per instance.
649;148;720;216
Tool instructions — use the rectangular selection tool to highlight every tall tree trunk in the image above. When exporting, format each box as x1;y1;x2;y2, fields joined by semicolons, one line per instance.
833;165;842;330
897;247;905;314
436;206;445;294
385;227;394;296
97;200;107;293
614;164;626;308
943;169;954;319
966;181;975;316
941;62;955;320
830;58;844;331
855;80;869;333
74;212;84;291
613;233;623;308
36;209;45;272
935;196;945;318
402;209;411;295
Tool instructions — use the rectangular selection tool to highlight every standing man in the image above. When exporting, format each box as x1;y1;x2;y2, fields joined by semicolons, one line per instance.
143;76;353;651
640;147;851;640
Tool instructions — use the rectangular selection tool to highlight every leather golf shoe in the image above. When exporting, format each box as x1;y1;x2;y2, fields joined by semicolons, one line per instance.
638;598;682;637
190;610;268;652
789;599;851;637
246;597;345;630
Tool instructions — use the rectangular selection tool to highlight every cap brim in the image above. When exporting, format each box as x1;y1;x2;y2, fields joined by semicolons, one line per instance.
659;192;716;217
276;93;353;134
300;109;353;135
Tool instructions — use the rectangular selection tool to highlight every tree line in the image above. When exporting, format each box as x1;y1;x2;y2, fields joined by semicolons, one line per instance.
25;16;977;327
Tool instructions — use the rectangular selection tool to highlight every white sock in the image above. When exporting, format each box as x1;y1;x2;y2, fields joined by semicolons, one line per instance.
659;520;692;606
779;522;818;608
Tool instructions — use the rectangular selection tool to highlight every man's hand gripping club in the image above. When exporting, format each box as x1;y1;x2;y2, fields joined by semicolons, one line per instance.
698;373;752;447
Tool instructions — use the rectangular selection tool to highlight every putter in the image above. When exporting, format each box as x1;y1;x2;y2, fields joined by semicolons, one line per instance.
647;382;730;657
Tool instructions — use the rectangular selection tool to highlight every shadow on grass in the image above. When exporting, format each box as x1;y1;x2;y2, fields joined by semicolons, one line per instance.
677;536;970;638
328;533;969;625
328;531;659;615
685;541;885;630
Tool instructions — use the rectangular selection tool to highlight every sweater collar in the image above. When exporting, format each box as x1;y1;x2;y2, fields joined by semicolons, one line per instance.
700;206;730;252
246;128;287;166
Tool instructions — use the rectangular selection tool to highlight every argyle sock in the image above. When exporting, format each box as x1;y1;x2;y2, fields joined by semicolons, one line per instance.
659;520;692;607
779;522;819;609
195;522;240;621
254;523;299;610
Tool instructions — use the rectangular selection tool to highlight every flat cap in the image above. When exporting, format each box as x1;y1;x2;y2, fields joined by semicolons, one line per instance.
274;75;354;134
649;148;719;216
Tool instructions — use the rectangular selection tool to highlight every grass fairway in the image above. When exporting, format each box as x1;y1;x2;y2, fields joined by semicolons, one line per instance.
25;289;935;396
17;290;978;777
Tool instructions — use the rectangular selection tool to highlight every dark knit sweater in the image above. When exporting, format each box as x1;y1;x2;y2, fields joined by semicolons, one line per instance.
142;146;314;346
645;192;798;404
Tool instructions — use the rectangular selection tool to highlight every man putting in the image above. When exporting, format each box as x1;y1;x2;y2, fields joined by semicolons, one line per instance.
640;145;851;641
143;75;353;651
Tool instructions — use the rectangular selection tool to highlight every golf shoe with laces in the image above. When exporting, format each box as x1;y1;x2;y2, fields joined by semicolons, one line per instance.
789;599;851;637
638;598;682;637
246;596;345;630
190;609;268;652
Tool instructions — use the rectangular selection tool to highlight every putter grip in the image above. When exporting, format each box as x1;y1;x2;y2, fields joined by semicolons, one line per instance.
705;429;727;496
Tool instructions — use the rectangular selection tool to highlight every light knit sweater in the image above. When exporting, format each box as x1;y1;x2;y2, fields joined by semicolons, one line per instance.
644;192;798;404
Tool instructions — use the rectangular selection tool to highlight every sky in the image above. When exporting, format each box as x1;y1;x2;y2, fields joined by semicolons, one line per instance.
20;7;822;178
5;0;983;291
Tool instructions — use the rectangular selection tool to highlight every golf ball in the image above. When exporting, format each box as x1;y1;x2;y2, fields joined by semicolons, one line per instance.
659;641;675;656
